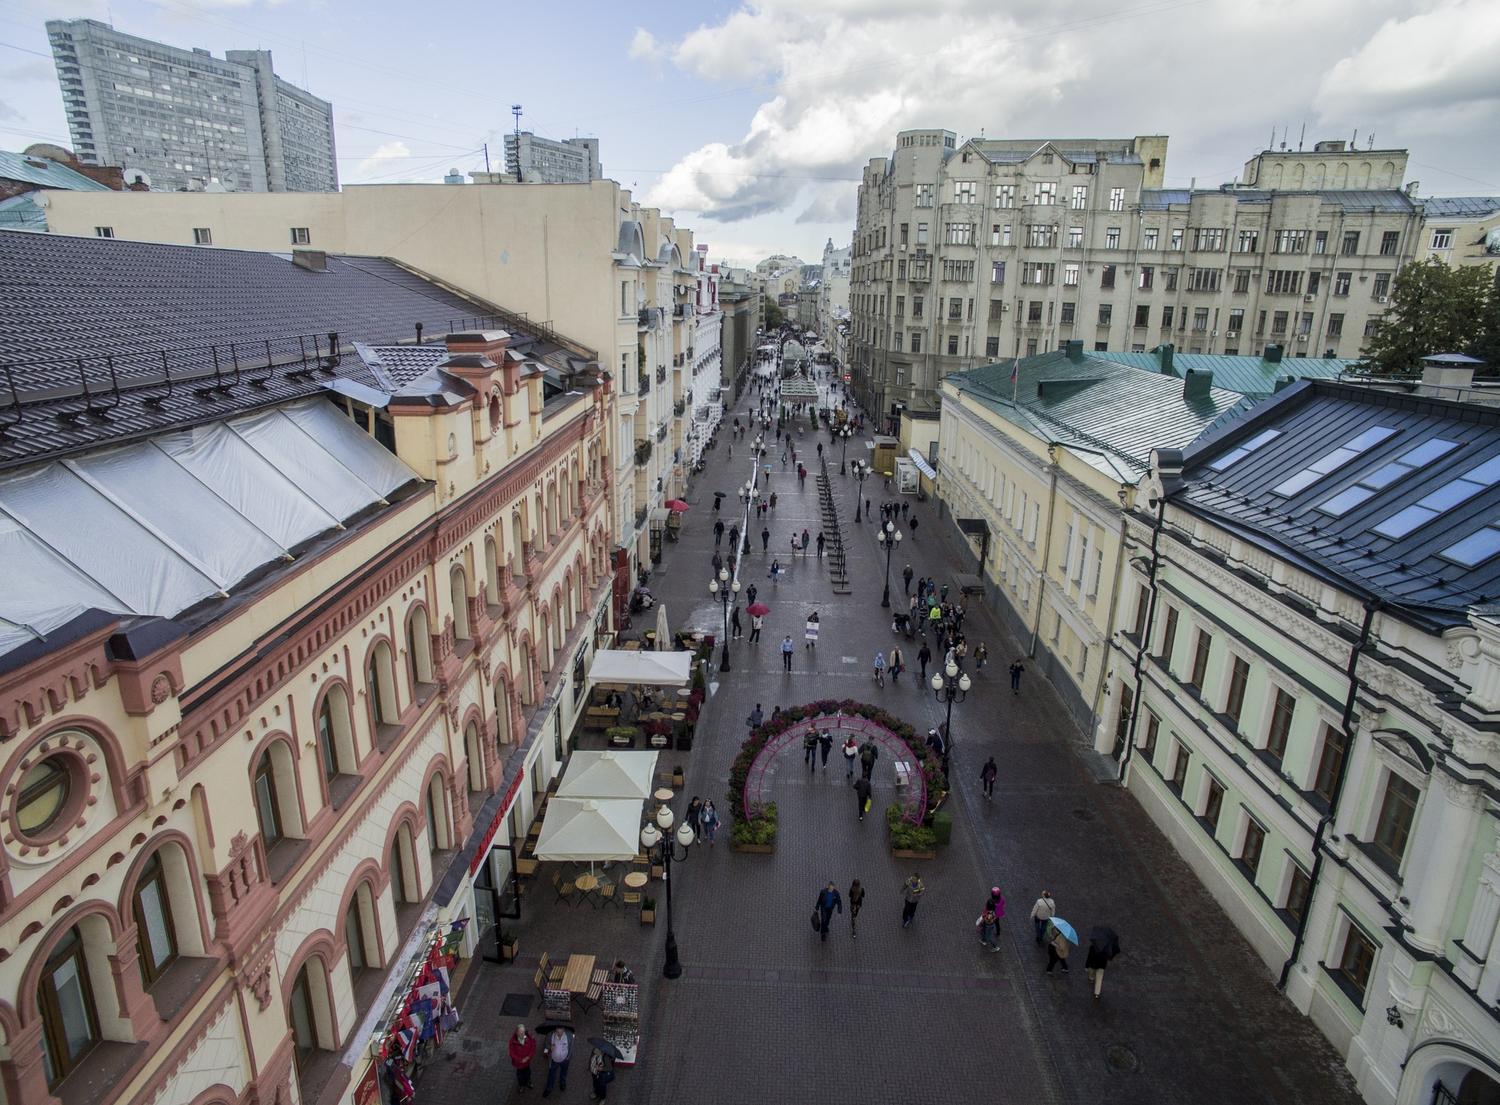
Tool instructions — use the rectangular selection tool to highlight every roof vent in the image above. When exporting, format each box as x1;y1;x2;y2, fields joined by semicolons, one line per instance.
1157;343;1175;375
292;249;327;272
1182;368;1213;400
1420;352;1481;398
1064;339;1084;363
1263;344;1283;364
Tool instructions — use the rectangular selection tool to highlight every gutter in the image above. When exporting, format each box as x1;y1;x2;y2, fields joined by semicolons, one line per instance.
1117;492;1167;782
1027;445;1061;659
1277;597;1380;991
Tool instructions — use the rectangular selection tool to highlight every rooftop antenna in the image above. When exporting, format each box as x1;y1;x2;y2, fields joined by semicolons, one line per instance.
511;104;523;182
1280;127;1288;150
1352;128;1358;148
1269;126;1275;149
1298;122;1305;151
1368;134;1374;149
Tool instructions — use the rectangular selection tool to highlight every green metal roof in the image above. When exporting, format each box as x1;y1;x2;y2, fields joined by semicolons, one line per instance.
948;350;1249;482
1091;349;1353;396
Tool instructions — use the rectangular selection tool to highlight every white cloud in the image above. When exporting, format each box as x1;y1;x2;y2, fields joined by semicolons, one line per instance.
635;0;1496;241
628;28;665;63
351;140;411;182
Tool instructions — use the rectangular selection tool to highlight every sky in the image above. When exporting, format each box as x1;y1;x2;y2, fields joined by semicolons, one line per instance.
2;0;1499;268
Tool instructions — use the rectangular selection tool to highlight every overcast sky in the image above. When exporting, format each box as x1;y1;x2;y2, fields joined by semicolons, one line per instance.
2;0;1498;268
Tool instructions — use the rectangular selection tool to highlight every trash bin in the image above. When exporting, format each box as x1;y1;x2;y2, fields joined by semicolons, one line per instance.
931;810;953;846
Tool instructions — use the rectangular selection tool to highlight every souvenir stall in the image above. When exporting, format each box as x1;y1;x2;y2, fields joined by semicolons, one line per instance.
375;919;468;1105
601;980;641;1066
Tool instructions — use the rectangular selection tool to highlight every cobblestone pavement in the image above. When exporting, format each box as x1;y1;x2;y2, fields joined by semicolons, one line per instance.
419;370;1362;1105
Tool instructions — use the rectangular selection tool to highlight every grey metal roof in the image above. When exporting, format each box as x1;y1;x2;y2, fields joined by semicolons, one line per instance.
0;194;47;232
1175;380;1500;629
0;150;113;192
970;141;1143;167
1139;188;1415;213
1421;196;1500;218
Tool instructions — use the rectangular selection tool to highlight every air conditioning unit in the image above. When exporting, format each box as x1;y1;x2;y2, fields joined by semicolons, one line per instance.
1211;329;1219;337
1303;294;1315;302
1226;329;1239;338
1376;295;1388;303
1296;334;1308;342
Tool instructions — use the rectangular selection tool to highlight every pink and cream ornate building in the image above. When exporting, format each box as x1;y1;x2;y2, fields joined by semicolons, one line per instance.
0;231;616;1105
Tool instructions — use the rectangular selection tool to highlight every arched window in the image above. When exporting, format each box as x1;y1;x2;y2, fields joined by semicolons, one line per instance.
368;643;397;727
450;565;471;642
487;393;501;434
425;776;450;852
390;824;416;903
519;645;534;706
405;607;433;690
510;511;524;573
39;925;99;1087
345;883;380;972
464;721;485;794
314;687;356;780
133;852;178;985
546;482;558;538
254;751;285;847
494;679;512;750
288;958;335;1072
539;612;553;673
484;536;500;603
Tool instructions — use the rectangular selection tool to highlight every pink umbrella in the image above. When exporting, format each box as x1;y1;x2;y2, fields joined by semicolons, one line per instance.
665;499;690;512
746;602;771;617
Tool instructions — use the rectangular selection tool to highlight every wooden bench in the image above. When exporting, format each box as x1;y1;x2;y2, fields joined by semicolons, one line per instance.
584;706;621;730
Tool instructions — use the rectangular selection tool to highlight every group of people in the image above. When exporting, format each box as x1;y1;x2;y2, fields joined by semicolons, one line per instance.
682;795;721;844
507;1020;615;1098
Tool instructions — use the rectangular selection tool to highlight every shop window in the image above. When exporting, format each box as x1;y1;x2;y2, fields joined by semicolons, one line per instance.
39;926;100;1087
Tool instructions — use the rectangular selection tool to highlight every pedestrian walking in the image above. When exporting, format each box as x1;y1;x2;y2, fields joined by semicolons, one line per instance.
746;703;764;728
909;516;918;539
853;774;872;820
816;531;825;557
770;492;778;510
699;800;720;844
848;879;865;938
818;727;833;767
902;501;910;520
900;873;926;928
940;582;950;603
977;907;1001;951
761;527;770;552
589;1047;616;1100
974;642;988;669
746;583;757;606
803;728;819;769
686;795;703;841
768;559;783;582
873;649;887;686
731;606;743;639
983;885;1006;922
980;756;997;799
750;614;765;642
1044;920;1072;976
888;645;904;684
917;642;932;683
1030;890;1056;945
842;736;858;779
902;564;913;594
800;528;810;553
729;523;739;550
1085;927;1122;999
805;611;820;649
713;492;724;513
859;738;878;781
714;519;724;547
781;635;795;671
509;1025;536;1092
813;882;843;942
542;1026;573;1096
1009;659;1025;694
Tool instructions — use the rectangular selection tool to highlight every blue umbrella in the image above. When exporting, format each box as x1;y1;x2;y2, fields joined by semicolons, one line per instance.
1050;917;1079;944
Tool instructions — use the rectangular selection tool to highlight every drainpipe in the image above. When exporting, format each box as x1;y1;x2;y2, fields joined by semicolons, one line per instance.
1026;445;1061;659
1116;491;1167;782
1277;597;1380;992
1088;505;1131;740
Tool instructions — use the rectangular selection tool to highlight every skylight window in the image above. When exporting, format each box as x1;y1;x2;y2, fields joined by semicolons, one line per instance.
1373;454;1500;539
1441;525;1500;568
1272;426;1397;497
1207;428;1281;472
1318;438;1460;517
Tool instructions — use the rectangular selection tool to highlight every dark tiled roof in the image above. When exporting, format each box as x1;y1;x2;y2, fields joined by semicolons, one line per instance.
0;231;565;468
1176;381;1500;628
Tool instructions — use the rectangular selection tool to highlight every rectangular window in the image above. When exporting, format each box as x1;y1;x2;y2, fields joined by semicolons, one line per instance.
1133;583;1150;639
1285;862;1312;922
1266;270;1304;295
1224;656;1250;726
290;227;311;245
1021;262;1055;285
1097;303;1112;326
1033;181;1057;205
1312;723;1347;803
1342;230;1361;255
1165;267;1179;291
1105;226;1121;249
1431;227;1454;249
1372;773;1419;868
892;332;902;352
1060;301;1075;324
954;180;976;204
1380;230;1400;256
1138;265;1154;289
1027;300;1043;323
1159;605;1180;665
898;259;907;280
895;294;905;317
915;184;933;207
1189;630;1212;689
991;260;1006;284
1233;268;1251;293
912;295;924;318
1236;229;1259;253
1240;818;1266;879
1162;305;1175;329
1274;229;1307;254
1227;307;1245;333
1193;307;1210;331
1336;924;1377;1007
1265;689;1295;763
910;332;921;353
1202;777;1225;834
1333;271;1351;296
1141;711;1160;760
900;223;909;246
1193;227;1225;251
1308;271;1322;296
1271;310;1287;334
1063;263;1079;286
948;297;963;320
985;336;1000;356
1070;185;1088;209
95;226;114;238
1109;187;1125;211
945;222;974;245
1373;272;1391;297
1273;424;1398;497
1171;227;1183;250
1169;742;1189;790
995;184;1014;208
1143;227;1159;250
192;227;212;245
1189;269;1222;292
990;223;1002;246
1134;304;1150;328
1327;313;1344;337
1100;264;1116;289
1027;224;1057;248
1028;338;1040;356
988;298;1003;320
947;334;959;355
916;222;929;246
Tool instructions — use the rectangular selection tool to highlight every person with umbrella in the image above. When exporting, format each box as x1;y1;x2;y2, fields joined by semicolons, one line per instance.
1085;926;1122;1000
508;1024;537;1092
587;1038;622;1099
1044;917;1078;976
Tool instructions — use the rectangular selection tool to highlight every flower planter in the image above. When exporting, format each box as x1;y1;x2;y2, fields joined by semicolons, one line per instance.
891;848;937;860
501;938;519;961
730;841;775;854
640;909;656;926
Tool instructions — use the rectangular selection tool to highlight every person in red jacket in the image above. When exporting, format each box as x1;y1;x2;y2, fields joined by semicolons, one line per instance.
509;1024;537;1092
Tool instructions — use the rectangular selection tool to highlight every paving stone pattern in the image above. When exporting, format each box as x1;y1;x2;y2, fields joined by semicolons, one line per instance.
417;368;1362;1105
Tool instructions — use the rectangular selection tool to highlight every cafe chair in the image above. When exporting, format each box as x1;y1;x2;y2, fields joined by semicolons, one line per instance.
595;881;617;909
552;874;581;907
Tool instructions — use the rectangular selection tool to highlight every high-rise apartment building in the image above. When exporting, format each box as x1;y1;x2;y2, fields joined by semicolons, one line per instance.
503;131;601;183
46;19;337;193
847;130;1433;421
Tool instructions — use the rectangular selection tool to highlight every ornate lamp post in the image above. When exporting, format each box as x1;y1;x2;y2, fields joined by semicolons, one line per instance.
852;459;868;523
640;805;696;979
876;519;902;608
708;568;740;672
836;422;854;475
930;661;971;775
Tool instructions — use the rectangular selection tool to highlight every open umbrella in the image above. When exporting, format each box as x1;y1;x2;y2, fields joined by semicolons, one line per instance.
1049;917;1080;944
1088;925;1121;959
589;1037;624;1060
746;602;770;617
665;499;690;512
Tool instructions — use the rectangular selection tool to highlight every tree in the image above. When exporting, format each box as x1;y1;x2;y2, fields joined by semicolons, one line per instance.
1468;270;1500;372
764;300;785;329
1359;256;1491;374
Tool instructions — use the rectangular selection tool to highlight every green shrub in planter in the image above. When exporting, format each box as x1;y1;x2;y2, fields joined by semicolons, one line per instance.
931;810;953;846
605;725;640;747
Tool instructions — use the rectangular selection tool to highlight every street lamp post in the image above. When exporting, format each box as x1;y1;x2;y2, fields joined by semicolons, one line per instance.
708;568;740;671
931;661;971;776
640;805;696;979
837;423;853;475
876;520;902;608
852;460;868;523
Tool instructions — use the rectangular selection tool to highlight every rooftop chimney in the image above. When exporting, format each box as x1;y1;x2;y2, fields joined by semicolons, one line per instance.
1263;344;1283;364
1182;367;1213;400
1157;343;1175;375
1064;339;1084;363
1420;352;1481;399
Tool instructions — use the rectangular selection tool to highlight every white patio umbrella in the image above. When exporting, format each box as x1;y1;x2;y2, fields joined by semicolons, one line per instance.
533;798;644;869
655;602;670;650
555;750;659;801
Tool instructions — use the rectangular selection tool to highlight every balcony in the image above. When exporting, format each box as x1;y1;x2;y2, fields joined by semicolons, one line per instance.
638;372;650;395
635;439;652;467
656;422;668;443
656;365;666;383
674;399;685;416
638;307;656;330
635;504;649;530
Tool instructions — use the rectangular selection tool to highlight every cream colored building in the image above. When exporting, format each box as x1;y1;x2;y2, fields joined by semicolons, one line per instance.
1420;197;1500;280
0;232;614;1105
35;180;705;586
